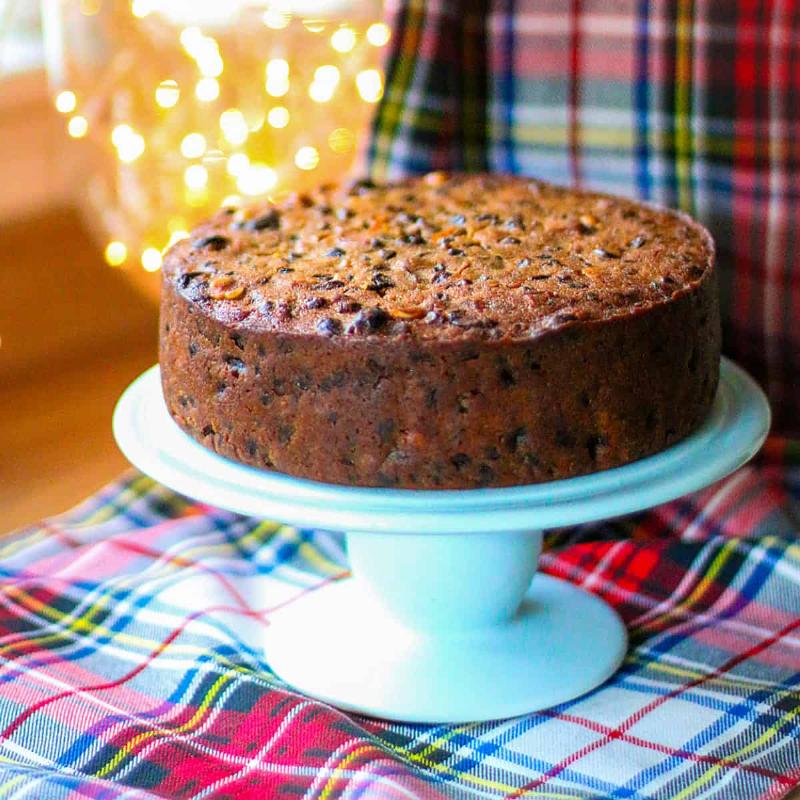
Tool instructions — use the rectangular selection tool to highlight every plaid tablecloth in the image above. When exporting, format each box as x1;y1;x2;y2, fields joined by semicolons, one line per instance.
1;437;798;799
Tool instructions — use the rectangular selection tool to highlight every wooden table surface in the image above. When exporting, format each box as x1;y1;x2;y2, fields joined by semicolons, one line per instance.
0;208;158;532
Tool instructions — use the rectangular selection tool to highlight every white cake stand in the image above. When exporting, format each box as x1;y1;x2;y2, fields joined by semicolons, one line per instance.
113;358;769;723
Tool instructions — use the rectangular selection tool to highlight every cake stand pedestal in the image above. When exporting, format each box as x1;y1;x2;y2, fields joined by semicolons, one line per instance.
113;358;769;723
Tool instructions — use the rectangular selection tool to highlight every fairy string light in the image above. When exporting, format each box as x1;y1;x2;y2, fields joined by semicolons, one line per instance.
48;1;389;273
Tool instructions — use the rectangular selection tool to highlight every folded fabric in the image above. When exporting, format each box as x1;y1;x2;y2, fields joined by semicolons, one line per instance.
0;437;797;799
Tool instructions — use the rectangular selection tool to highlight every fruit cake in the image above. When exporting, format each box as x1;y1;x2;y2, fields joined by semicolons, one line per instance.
159;173;720;489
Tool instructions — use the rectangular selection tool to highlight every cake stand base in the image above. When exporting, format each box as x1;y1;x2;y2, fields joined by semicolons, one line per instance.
266;569;626;723
113;358;770;722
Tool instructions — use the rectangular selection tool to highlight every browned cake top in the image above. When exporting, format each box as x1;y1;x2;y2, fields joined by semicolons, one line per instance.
163;173;714;341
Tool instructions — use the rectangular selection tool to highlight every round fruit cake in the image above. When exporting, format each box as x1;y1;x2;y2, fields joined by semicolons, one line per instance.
160;173;720;489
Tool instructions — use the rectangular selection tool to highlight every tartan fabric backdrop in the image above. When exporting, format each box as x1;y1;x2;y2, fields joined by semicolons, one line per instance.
0;448;798;799
369;0;800;434
2;2;800;799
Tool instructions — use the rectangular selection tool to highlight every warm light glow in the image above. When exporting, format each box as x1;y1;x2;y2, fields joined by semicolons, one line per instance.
266;77;289;97
245;109;266;132
55;90;76;113
295;145;319;171
155;79;180;108
180;132;206;158
303;19;326;33
356;69;383;103
237;163;277;195
219;109;248;146
315;64;340;86
309;83;333;103
309;64;339;102
226;152;250;176
331;27;356;53
68;115;88;138
112;124;145;163
80;0;101;16
263;8;290;29
141;248;163;272
266;58;289;79
366;22;391;47
182;29;224;77
195;77;220;102
185;187;209;207
328;127;354;153
197;48;224;78
166;230;189;248
267;106;290;128
180;26;204;54
131;0;152;18
222;194;242;207
118;133;145;163
104;241;127;266
184;163;209;189
111;124;134;148
265;58;290;97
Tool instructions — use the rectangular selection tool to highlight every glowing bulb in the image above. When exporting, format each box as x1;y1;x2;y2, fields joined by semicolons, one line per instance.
184;164;209;190
356;69;383;103
309;82;334;103
328;127;354;153
309;64;339;102
195;77;220;102
131;0;152;17
294;145;319;171
141;248;163;272
366;22;391;47
245;109;266;132
263;8;290;29
155;79;180;108
237;163;277;196
104;241;127;266
226;152;250;176
267;106;290;128
315;65;340;86
265;58;290;97
68;115;88;138
197;50;224;78
266;77;289;97
118;133;145;163
222;194;242;208
331;27;356;53
220;109;248;146
180;132;206;159
266;58;289;79
180;26;204;53
55;90;76;113
111;124;144;162
111;124;134;148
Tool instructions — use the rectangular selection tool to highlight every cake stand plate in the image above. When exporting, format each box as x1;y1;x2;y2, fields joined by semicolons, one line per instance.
113;358;770;722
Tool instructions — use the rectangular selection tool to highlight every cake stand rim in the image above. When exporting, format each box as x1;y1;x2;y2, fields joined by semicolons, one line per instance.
113;356;770;532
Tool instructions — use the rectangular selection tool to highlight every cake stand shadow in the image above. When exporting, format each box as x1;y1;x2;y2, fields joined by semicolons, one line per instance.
113;357;770;723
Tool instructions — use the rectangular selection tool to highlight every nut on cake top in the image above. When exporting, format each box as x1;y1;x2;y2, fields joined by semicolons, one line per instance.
163;172;714;341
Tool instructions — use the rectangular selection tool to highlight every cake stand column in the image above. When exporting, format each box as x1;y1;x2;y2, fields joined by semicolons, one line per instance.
346;529;541;630
262;526;627;722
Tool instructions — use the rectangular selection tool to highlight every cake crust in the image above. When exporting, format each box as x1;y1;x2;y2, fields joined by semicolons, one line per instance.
159;173;720;489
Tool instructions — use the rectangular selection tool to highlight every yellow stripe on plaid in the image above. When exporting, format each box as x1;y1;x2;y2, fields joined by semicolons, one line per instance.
95;672;235;779
674;0;695;214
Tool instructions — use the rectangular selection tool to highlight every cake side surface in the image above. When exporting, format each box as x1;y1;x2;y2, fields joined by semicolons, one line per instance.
159;173;720;489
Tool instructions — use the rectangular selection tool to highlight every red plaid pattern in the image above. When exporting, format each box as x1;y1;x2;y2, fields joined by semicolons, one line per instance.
369;0;800;433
